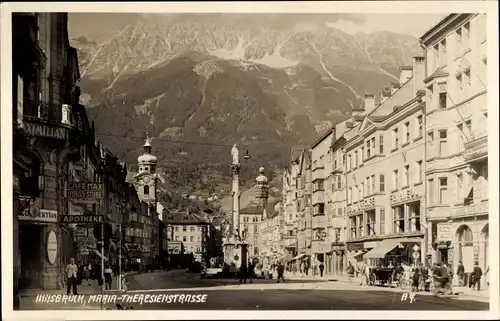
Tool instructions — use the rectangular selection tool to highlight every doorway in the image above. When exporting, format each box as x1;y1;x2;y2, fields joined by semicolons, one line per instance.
19;224;43;289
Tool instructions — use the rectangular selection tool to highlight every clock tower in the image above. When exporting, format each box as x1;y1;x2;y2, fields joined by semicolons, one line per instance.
136;134;158;204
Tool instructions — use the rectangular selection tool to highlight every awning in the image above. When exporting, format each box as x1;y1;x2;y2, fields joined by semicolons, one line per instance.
364;239;401;259
291;253;305;260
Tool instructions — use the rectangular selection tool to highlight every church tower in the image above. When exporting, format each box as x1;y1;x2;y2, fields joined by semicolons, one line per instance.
136;134;158;204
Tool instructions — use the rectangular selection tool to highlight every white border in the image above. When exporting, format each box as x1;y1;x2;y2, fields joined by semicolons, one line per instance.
1;1;498;320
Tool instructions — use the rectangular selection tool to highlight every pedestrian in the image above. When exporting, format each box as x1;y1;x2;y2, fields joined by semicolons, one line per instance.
456;261;465;286
66;258;79;295
470;262;483;291
104;264;113;290
277;263;285;283
87;262;93;286
319;262;325;277
411;265;420;292
77;263;84;285
447;264;454;287
347;262;355;284
248;261;254;284
239;262;248;284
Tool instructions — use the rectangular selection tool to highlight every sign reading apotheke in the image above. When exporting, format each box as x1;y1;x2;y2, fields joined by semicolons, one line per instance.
66;182;104;200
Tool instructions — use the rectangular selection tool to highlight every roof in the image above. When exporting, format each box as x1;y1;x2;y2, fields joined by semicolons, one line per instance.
368;78;415;117
310;127;334;149
239;205;264;215
163;211;210;225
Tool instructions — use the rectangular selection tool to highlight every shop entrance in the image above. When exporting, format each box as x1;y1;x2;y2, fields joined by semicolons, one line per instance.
19;223;43;289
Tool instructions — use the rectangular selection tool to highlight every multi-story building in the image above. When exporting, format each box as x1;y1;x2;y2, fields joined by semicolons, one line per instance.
282;161;300;260
344;57;427;267
327;119;358;275
310;128;335;271
13;13;94;291
258;201;284;266
420;14;488;272
235;205;263;261
164;210;211;263
295;149;313;270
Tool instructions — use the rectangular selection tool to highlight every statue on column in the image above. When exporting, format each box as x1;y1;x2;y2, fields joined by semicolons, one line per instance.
231;144;239;165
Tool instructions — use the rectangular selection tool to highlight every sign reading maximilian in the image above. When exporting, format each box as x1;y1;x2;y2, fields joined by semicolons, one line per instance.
66;182;104;201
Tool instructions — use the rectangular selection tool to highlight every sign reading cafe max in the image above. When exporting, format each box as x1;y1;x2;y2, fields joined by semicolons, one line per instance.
66;182;104;200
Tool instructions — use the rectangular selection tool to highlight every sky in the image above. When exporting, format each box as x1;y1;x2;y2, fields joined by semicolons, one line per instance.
68;13;446;40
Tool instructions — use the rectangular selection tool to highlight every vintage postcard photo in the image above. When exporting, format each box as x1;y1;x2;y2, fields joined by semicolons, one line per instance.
1;1;498;320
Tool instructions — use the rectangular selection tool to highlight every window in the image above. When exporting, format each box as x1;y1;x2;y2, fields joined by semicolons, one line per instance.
336;175;342;190
348;187;352;203
438;177;448;204
465;119;472;136
456;173;463;202
371;175;375;194
392;128;399;149
379;174;385;192
428;178;435;204
415;160;422;183
175;236;179;241
404;122;410;144
438;82;448;109
427;85;434;109
456;27;462;52
357;214;364;237
314;179;324;191
483;165;488;198
379;209;385;235
367;210;376;236
360;147;364;163
404;165;410;187
190;236;194;242
350;217;357;239
254;225;258;233
379;135;384;154
175;226;179;232
366;140;371;158
457;123;464;152
144;185;149;195
183;226;187;231
319;155;324;168
348;155;352;171
360;182;364;199
438;130;448;157
393;205;405;233
366;177;370;195
440;39;447;65
183;236;187;242
354;151;358;168
393;170;399;190
456;73;463;99
190;226;195;232
409;202;421;232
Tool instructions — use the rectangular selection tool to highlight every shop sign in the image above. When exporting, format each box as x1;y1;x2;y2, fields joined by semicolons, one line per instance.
61;214;103;224
24;122;67;140
46;230;57;265
437;223;453;242
66;182;104;201
19;208;58;223
364;241;378;249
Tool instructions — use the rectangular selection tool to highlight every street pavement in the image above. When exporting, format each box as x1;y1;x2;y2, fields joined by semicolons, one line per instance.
19;270;489;310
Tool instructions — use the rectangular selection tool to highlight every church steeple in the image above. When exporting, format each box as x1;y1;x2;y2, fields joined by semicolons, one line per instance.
137;132;157;174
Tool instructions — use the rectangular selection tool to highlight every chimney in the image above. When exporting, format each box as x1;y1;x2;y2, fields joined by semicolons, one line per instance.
399;66;413;85
364;94;376;113
390;82;400;95
412;56;426;95
380;88;391;103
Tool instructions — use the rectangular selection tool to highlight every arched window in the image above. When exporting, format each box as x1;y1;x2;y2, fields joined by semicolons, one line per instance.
458;225;473;243
144;185;149;195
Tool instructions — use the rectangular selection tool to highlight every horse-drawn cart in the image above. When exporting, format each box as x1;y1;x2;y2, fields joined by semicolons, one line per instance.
369;267;394;287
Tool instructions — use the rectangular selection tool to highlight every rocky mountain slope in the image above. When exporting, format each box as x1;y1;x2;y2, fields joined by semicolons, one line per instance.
71;15;421;195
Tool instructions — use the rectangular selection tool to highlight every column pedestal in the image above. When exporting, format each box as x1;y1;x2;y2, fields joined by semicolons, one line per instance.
223;241;248;271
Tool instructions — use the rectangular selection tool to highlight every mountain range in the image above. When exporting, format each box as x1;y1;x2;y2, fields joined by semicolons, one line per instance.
71;15;422;199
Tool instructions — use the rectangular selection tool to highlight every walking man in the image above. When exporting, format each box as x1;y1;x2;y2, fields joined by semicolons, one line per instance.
319;262;325;277
277;262;286;283
239;262;248;284
456;261;465;286
66;258;79;295
471;262;483;291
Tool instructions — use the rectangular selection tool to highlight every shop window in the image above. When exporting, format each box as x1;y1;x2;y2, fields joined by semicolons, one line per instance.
366;210;376;236
393;205;405;233
379;209;385;235
408;202;421;232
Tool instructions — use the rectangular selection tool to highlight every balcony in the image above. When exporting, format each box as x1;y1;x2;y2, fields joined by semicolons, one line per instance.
463;135;488;163
312;214;330;229
312;167;325;181
311;240;331;254
312;190;325;205
453;199;489;217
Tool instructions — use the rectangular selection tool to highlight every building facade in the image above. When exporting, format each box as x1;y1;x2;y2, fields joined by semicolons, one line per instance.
164;210;211;263
420;14;488;272
258;201;284;267
345;57;428;267
294;150;313;271
13;13;92;291
310;129;335;272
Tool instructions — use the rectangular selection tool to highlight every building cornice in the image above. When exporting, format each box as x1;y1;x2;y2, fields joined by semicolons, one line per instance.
419;14;476;47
